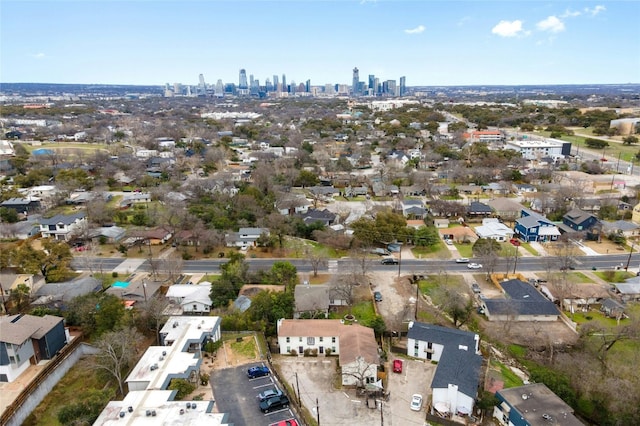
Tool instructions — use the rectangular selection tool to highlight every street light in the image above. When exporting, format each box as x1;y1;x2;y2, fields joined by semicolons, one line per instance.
143;280;148;301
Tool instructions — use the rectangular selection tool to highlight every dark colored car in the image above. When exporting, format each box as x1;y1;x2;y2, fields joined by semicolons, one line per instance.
260;395;290;413
374;291;382;302
247;366;270;379
381;257;399;265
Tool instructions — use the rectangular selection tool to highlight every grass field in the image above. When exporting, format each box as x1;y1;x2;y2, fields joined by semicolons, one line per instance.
22;357;115;426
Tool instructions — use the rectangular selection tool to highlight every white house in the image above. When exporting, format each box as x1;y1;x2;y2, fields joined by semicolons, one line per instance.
474;219;515;242
407;322;482;417
225;227;269;249
277;319;379;386
166;283;213;315
39;212;87;241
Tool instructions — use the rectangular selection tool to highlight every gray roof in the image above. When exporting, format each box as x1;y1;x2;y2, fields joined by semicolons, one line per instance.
484;279;559;316
407;322;482;398
563;208;597;226
602;220;640;233
468;201;492;214
39;212;85;226
34;276;101;301
0;314;63;345
497;383;583;426
295;284;330;312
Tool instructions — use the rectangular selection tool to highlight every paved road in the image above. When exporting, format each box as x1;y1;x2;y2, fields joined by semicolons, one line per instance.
71;253;640;275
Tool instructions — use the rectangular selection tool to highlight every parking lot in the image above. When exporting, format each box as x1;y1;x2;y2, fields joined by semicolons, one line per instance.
273;355;435;426
211;362;298;426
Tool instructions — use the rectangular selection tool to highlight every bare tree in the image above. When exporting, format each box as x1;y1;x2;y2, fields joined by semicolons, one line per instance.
92;327;144;396
139;295;170;344
341;356;378;389
329;275;358;308
306;248;328;277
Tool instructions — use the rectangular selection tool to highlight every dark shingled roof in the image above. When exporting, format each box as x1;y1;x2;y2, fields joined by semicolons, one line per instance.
407;322;482;398
484;279;560;316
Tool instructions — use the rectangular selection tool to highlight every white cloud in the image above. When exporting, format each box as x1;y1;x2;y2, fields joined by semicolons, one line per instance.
31;53;45;59
457;16;471;27
536;16;565;33
404;25;425;35
585;5;606;16
491;20;526;37
560;9;582;18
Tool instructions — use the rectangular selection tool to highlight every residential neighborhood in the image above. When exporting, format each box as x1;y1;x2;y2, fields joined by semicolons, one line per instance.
1;84;639;426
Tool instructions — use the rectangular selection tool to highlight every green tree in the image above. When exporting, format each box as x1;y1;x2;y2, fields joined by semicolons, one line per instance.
8;283;31;314
57;389;111;425
414;226;440;247
0;207;19;223
14;239;73;282
263;261;298;290
66;293;126;338
584;138;609;149
623;135;639;145
294;170;319;188
168;379;196;400
210;252;248;308
246;290;295;335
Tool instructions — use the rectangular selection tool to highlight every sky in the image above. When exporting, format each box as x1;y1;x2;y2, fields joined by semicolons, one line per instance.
1;0;639;87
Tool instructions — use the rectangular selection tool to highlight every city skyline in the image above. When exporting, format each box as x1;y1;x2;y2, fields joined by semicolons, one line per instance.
1;1;639;87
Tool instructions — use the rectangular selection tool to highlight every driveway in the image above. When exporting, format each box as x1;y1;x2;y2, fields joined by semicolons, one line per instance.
273;355;434;426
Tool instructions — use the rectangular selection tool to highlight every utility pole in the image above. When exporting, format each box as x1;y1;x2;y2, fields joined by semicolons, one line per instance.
625;242;634;271
414;282;419;320
380;399;384;425
513;244;519;274
316;398;320;426
295;372;301;405
397;243;402;278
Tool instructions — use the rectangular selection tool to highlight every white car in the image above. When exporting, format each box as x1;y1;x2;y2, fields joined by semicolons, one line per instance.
410;393;423;411
467;263;483;269
455;258;470;263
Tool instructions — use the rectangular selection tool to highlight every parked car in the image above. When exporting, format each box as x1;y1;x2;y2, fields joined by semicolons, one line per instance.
445;239;454;245
509;238;521;246
410;394;423;411
247;366;270;379
471;283;481;294
258;388;283;401
393;359;403;373
467;263;483;269
455;258;470;263
374;291;382;302
260;395;290;413
381;257;399;265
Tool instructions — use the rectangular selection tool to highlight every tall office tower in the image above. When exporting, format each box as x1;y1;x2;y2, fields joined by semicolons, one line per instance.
250;78;260;96
199;73;205;86
215;80;224;97
249;74;255;87
399;76;406;96
282;74;287;92
239;69;248;89
289;81;296;94
352;67;360;96
385;80;397;96
305;79;311;93
273;75;279;90
238;69;249;95
374;78;380;95
368;74;375;91
265;78;273;92
298;82;306;93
